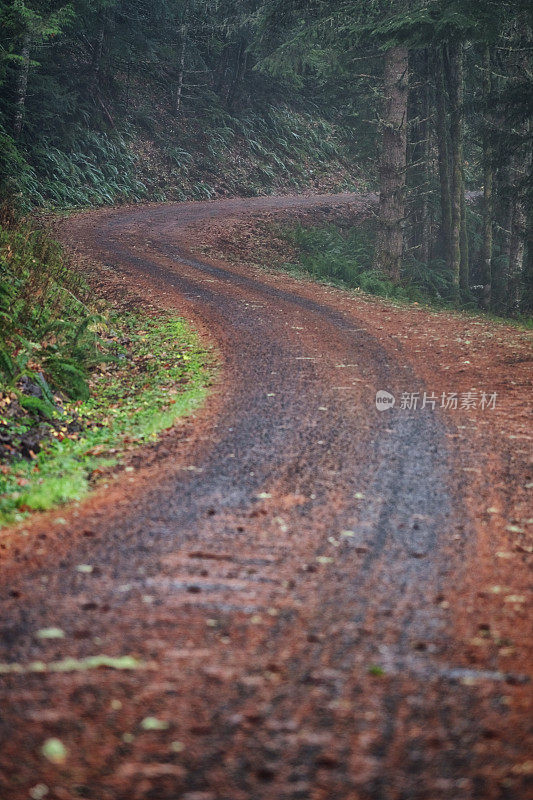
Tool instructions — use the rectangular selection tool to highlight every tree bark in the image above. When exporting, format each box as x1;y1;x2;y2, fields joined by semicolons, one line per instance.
418;52;431;264
174;22;187;115
445;40;465;301
460;188;469;295
507;145;529;314
480;45;493;310
434;47;452;270
13;31;31;138
523;202;533;312
505;17;531;315
507;202;526;314
407;49;430;263
374;46;408;282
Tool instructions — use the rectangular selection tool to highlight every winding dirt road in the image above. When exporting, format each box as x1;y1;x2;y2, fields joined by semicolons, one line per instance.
0;194;531;800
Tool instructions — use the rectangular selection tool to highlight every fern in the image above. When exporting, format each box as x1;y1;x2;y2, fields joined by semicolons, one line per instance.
0;221;115;417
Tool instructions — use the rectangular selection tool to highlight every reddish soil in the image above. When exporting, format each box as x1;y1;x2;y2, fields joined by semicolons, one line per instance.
0;194;531;800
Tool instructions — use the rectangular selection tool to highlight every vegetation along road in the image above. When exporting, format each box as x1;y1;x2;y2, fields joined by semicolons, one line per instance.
0;194;531;799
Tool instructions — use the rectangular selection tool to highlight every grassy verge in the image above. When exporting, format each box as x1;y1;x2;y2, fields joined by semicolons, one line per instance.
0;220;215;527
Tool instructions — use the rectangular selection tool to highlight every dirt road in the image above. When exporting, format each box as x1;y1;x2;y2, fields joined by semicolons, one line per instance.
0;194;531;799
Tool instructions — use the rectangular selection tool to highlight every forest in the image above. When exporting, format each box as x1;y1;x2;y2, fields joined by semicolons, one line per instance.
0;0;531;315
0;3;532;797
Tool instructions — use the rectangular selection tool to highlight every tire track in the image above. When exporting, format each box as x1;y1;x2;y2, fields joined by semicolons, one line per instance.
0;195;525;800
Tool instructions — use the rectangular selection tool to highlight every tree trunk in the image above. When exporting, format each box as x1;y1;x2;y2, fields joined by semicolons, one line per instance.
460;188;469;295
374;46;408;282
505;18;531;315
507;199;526;314
480;45;493;310
434;47;452;270
445;41;465;301
507;144;530;314
523;202;533;312
13;31;31;138
91;14;106;96
174;22;187;115
498;160;514;310
226;38;246;109
418;53;431;265
407;49;430;263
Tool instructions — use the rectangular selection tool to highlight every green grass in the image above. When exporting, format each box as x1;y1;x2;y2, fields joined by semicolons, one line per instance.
0;313;214;527
0;219;107;407
0;220;215;527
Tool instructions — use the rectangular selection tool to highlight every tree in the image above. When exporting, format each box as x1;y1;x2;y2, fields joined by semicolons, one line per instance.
445;40;465;300
0;0;530;317
433;45;452;271
479;43;493;309
10;1;73;137
374;45;408;281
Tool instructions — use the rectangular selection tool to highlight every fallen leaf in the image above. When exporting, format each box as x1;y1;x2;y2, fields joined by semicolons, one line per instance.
141;716;169;731
41;738;67;765
504;595;526;604
0;654;147;675
36;628;64;640
511;761;533;776
29;785;49;800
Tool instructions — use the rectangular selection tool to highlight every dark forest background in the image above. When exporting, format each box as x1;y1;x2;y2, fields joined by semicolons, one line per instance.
0;0;532;315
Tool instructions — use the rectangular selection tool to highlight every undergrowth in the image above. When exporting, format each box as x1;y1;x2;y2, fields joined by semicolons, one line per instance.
0;219;105;409
280;223;437;303
0;222;214;527
278;221;533;323
3;105;360;212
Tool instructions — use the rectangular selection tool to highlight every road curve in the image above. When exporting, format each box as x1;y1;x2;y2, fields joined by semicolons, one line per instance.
0;195;529;799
